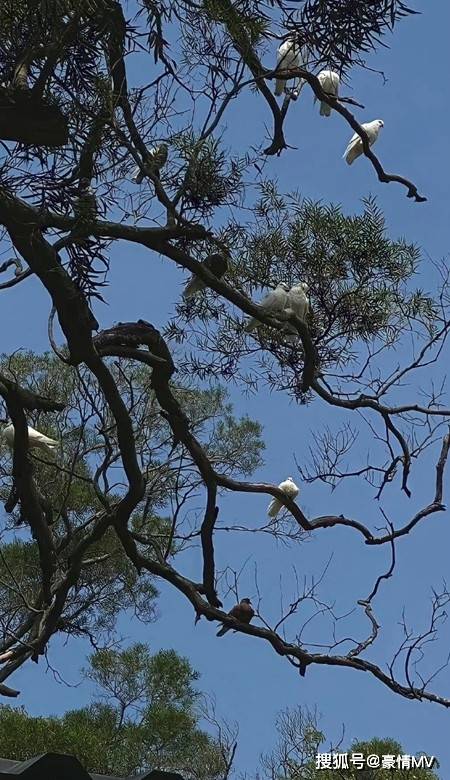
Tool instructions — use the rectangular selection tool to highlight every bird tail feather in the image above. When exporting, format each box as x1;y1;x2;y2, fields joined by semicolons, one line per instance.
320;101;331;117
274;79;285;96
268;498;281;518
344;142;360;165
216;625;230;637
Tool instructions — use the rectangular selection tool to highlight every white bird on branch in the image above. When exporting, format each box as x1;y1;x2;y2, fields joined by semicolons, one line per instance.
182;253;229;300
1;423;59;456
286;282;309;321
283;282;310;342
343;119;384;165
244;282;290;332
268;477;299;519
274;37;303;97
132;143;169;184
315;69;340;116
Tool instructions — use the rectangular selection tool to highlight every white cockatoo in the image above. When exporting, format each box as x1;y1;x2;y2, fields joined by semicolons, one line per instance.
286;282;309;321
283;282;310;342
315;69;340;116
274;37;303;97
268;477;299;519
1;423;58;456
244;282;290;332
183;253;229;300
132;143;169;184
343;120;384;165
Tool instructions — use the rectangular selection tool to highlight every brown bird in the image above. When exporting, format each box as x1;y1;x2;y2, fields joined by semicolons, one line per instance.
216;598;254;637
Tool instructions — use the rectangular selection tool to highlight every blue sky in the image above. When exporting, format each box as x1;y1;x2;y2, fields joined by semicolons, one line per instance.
2;2;450;776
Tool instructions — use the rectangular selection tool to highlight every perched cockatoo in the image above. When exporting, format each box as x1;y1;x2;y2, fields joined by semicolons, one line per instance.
132;143;169;183
1;423;58;456
286;282;309;321
244;282;290;332
182;253;229;299
343;120;384;165
274;37;302;97
315;69;340;116
268;477;299;519
283;282;310;342
216;598;255;637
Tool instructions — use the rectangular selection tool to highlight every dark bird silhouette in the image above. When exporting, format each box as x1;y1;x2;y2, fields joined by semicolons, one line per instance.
216;598;254;637
132;143;168;183
182;252;229;299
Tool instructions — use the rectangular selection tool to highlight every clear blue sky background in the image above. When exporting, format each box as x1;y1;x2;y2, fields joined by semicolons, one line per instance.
1;3;450;776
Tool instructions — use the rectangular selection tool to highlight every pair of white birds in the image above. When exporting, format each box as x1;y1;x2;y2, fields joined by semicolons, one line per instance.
244;281;309;337
274;38;384;165
1;423;58;455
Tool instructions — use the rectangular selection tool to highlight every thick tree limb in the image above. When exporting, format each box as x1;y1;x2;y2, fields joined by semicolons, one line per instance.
0;87;68;146
0;190;98;365
0;393;56;605
94;321;222;606
0;374;65;412
94;525;450;709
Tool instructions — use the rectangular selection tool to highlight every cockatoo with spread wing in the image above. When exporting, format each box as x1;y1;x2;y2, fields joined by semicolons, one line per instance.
244;282;290;332
1;423;58;455
216;598;254;637
315;69;340;116
268;477;299;519
182;253;229;299
274;37;302;97
132;143;169;183
343;120;384;165
283;282;310;342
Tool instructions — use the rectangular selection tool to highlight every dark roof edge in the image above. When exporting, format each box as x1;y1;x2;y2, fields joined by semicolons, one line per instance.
0;754;185;780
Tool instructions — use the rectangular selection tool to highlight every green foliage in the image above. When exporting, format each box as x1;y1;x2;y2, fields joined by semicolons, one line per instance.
259;708;439;780
0;351;264;649
0;532;158;644
0;0;442;760
0;644;227;778
174;194;436;395
203;0;270;54
171;133;244;216
85;644;199;712
314;737;439;779
245;194;431;345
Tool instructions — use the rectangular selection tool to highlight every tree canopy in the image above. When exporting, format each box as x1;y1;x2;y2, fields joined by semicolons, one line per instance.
259;706;439;778
0;643;231;778
0;691;440;779
1;0;450;733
